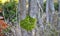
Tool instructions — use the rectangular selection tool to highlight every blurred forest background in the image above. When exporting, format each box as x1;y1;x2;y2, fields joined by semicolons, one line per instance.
0;0;60;36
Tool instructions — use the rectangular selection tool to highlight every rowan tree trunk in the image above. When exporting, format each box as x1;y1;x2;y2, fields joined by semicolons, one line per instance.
19;0;28;36
29;0;38;36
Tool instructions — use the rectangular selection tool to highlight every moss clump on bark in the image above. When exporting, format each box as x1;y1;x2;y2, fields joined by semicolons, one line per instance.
20;15;37;31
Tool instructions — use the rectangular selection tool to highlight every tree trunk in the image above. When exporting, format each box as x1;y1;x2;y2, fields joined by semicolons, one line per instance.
29;0;38;36
37;0;44;36
58;0;60;29
49;0;55;28
46;0;49;24
19;0;28;36
38;0;43;8
58;0;60;36
58;0;60;12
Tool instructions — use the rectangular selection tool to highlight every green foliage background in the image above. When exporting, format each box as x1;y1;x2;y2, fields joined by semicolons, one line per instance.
3;1;17;22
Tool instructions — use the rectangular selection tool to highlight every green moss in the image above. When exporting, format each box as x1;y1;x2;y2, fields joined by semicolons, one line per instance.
20;15;37;31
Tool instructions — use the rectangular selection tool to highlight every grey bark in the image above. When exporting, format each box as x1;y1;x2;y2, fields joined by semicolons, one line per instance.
38;0;43;8
29;0;38;36
46;0;50;24
37;0;44;36
49;0;55;14
49;0;55;28
58;0;60;29
37;0;44;29
58;0;60;36
58;0;60;12
29;0;38;18
58;0;60;26
46;0;55;24
19;0;28;36
20;0;26;20
45;1;50;35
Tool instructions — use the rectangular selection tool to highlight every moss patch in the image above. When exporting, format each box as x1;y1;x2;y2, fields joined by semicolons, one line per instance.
20;15;37;31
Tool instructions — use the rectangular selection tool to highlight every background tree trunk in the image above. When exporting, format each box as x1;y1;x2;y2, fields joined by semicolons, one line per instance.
57;0;60;36
14;0;22;36
49;0;55;24
37;0;44;36
46;0;49;24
